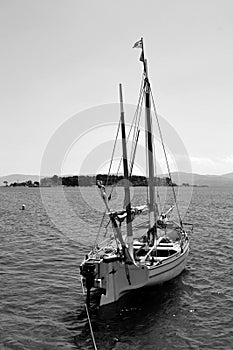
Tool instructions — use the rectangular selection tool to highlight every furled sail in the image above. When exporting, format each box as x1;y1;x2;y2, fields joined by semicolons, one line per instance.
111;205;148;223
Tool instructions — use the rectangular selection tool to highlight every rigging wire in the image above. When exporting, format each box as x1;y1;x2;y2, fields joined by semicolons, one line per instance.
93;76;145;247
150;90;183;228
153;140;162;214
108;75;145;198
94;119;121;246
106;120;121;186
129;78;144;169
129;89;144;176
95;73;180;245
93;210;107;248
151;101;162;215
108;74;144;184
129;129;140;176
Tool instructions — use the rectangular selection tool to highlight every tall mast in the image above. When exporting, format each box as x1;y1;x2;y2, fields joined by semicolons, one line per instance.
119;83;133;255
133;37;157;227
142;43;157;228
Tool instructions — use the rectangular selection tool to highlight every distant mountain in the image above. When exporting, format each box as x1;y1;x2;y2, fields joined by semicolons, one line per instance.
162;172;233;187
221;172;233;179
0;174;40;186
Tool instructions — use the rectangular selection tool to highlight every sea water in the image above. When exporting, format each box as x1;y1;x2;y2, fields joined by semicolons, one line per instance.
0;186;232;349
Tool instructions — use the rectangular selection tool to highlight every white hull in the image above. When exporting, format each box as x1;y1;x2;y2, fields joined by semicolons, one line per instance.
101;241;189;306
81;239;190;307
146;242;189;287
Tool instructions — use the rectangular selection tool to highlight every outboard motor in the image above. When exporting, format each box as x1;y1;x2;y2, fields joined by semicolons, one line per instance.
80;260;96;305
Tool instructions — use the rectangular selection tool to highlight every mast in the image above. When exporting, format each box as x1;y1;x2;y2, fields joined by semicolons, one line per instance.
142;43;157;228
133;38;157;228
119;83;133;255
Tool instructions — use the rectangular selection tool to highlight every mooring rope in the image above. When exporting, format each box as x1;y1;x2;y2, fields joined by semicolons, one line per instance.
80;279;98;350
84;304;98;350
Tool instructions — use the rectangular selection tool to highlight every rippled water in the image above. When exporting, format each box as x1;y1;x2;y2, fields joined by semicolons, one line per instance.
0;186;233;350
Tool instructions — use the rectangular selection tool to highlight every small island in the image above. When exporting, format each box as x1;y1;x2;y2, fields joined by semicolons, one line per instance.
6;180;40;187
181;183;209;188
40;174;177;187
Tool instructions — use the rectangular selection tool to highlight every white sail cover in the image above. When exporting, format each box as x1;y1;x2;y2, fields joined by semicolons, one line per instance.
110;205;148;223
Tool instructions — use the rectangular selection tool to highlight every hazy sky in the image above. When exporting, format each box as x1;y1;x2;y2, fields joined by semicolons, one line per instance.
1;0;233;176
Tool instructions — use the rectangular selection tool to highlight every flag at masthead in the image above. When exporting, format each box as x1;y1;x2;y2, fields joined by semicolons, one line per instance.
133;37;146;73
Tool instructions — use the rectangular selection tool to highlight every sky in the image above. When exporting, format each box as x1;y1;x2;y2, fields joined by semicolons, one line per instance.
1;0;233;176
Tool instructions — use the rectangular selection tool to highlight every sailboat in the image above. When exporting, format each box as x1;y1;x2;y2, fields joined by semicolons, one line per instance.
80;38;191;307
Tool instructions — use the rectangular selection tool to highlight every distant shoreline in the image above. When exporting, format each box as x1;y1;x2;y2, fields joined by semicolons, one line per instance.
1;171;233;187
